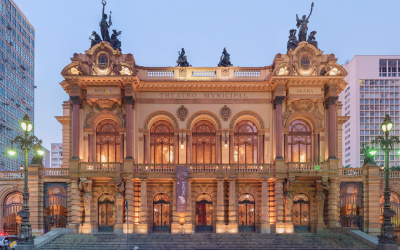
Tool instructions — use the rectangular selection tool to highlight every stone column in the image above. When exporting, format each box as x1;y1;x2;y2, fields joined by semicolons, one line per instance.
216;179;225;233
68;179;80;233
171;180;180;233
114;192;125;234
284;187;294;234
259;134;264;164
326;96;338;159
143;134;149;164
260;179;270;233
137;179;148;233
275;179;285;233
70;96;81;159
229;133;234;163
327;177;338;228
81;180;92;234
228;179;238;233
187;134;192;164
124;179;134;233
125;96;134;159
88;132;94;162
284;133;288;160
274;96;285;159
119;132;124;163
315;189;326;231
184;179;192;233
174;134;179;164
216;134;221;164
314;133;319;162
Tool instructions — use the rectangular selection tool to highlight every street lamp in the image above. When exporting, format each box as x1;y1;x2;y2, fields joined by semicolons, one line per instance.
7;114;43;247
372;114;399;245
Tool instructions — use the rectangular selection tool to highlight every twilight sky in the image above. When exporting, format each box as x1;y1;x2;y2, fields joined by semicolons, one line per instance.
13;0;400;151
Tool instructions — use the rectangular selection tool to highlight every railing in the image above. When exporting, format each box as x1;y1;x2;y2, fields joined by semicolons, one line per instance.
380;171;400;178
339;168;363;176
43;168;69;176
189;164;218;173
234;70;261;77
82;162;120;171
146;164;175;173
148;69;174;77
231;164;275;173
288;162;328;171
0;171;24;179
191;70;216;77
134;164;275;173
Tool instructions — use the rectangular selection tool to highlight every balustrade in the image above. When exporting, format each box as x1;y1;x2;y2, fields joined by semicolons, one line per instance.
339;168;363;176
81;162;120;171
234;70;261;77
191;70;216;77
0;171;24;179
380;171;400;178
288;162;328;171
147;69;174;77
43;168;69;176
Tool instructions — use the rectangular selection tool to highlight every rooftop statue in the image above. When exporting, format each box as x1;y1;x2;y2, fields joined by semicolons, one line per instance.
89;31;102;48
296;2;314;42
287;29;299;51
218;47;233;67
110;30;122;51
307;30;318;49
100;0;112;42
176;48;190;67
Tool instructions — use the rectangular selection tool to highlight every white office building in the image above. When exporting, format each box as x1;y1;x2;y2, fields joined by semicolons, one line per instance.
339;55;400;168
50;143;62;168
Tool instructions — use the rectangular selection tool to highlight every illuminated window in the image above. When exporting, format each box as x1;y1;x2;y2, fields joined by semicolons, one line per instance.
234;120;258;164
192;120;216;164
287;120;312;162
3;192;22;235
96;119;120;162
380;192;400;228
150;120;174;164
153;193;170;232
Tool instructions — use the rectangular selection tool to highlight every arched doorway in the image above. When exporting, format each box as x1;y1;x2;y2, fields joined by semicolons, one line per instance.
339;183;362;229
287;120;312;162
98;193;115;232
150;120;175;165
153;193;170;232
192;120;216;164
234;120;258;164
293;193;310;232
3;192;22;235
44;184;67;233
380;192;400;230
96;119;121;162
195;193;212;232
238;193;255;232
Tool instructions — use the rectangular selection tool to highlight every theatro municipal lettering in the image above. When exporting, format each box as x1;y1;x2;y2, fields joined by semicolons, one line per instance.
159;92;250;99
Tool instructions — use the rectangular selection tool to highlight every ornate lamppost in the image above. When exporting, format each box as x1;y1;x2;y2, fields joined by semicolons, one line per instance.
7;114;44;249
372;114;399;246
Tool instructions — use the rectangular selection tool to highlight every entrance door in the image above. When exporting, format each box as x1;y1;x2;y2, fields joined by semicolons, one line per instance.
293;194;310;232
195;194;212;232
238;193;255;232
153;193;170;232
44;184;68;233
98;194;115;232
3;192;22;235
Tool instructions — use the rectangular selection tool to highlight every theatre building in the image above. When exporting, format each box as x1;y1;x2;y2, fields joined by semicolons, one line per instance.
0;40;397;238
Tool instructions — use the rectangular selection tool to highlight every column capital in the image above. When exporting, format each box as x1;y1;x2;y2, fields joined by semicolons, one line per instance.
70;96;82;105
273;96;286;109
124;95;135;106
324;96;338;108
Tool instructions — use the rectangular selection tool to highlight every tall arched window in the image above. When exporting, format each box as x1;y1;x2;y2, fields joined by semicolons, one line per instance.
339;183;362;228
238;193;255;232
3;192;22;235
96;119;120;162
287;120;312;162
192;120;216;164
293;193;310;232
150;120;174;164
380;192;400;228
234;120;258;164
153;193;170;232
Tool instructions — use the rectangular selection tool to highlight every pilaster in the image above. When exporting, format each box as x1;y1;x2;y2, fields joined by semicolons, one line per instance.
260;179;270;233
123;179;134;233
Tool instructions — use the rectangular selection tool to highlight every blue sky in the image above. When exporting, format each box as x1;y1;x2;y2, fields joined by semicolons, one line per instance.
13;0;400;151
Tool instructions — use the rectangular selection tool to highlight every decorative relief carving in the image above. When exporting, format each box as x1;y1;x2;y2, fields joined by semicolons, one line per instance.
291;100;313;112
219;105;231;121
179;68;187;77
221;69;229;77
176;105;189;121
116;108;126;128
91;50;116;76
84;107;96;128
95;99;115;110
320;64;343;76
277;66;289;76
282;104;293;126
294;47;318;76
311;102;324;128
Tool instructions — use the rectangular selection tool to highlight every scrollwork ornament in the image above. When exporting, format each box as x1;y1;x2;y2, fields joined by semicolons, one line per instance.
219;105;231;121
177;105;189;121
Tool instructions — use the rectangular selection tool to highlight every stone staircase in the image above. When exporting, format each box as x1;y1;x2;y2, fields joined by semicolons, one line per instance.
38;233;375;250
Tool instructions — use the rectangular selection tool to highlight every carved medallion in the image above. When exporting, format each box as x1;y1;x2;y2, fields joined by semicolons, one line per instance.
96;99;115;110
300;54;311;70
177;105;189;121
291;100;313;112
98;53;108;69
219;105;231;121
221;69;229;77
179;68;187;77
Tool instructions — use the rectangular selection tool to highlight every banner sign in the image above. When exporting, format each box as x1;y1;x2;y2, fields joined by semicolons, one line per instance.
176;166;188;212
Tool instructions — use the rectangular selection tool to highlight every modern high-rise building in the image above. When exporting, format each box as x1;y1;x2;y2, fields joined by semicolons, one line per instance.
50;143;62;168
0;0;35;171
339;55;400;169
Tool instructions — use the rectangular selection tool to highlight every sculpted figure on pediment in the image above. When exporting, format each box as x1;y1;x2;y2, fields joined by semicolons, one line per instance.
293;47;318;76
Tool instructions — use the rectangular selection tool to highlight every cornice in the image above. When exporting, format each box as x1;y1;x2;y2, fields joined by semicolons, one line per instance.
55;116;70;125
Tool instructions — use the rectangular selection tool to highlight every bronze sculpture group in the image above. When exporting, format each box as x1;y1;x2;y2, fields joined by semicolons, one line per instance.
287;2;318;51
89;0;122;51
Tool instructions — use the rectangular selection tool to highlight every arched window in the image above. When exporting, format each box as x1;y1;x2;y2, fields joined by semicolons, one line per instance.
98;193;115;232
44;184;67;233
234;120;258;164
153;193;170;232
150;120;174;164
192;120;216;164
287;120;312;162
195;193;212;232
3;192;22;235
293;193;310;232
339;183;362;228
238;193;255;232
380;192;400;228
96;119;120;162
